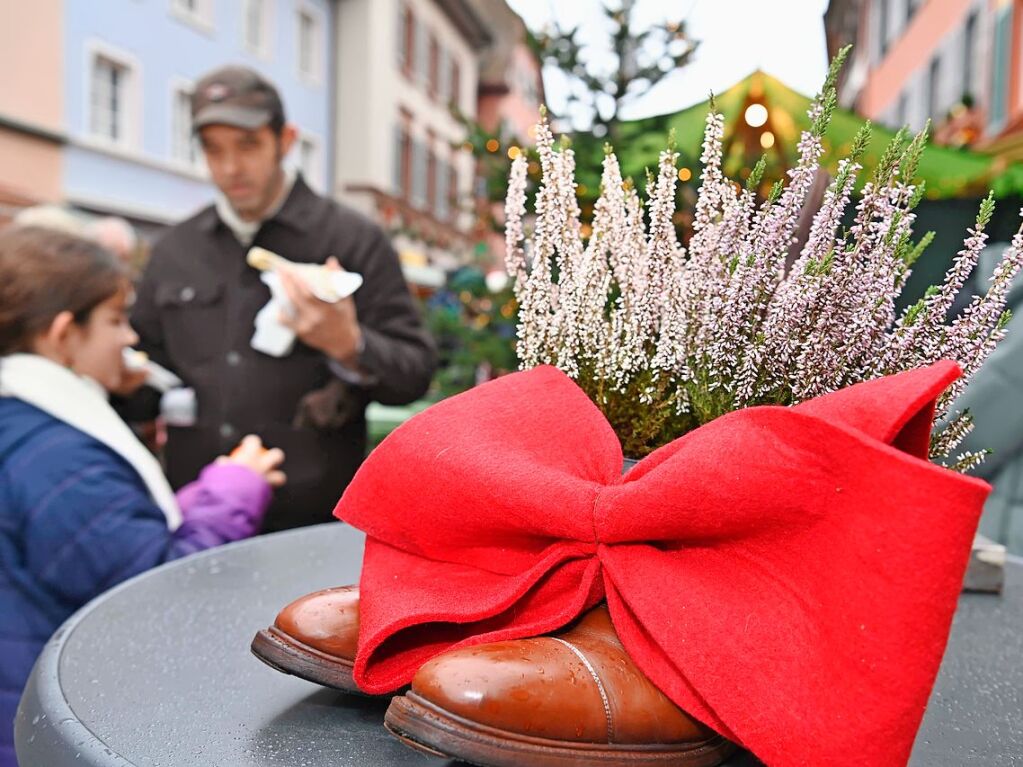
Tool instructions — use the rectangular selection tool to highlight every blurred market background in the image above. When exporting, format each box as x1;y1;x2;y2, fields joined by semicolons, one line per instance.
2;0;1023;443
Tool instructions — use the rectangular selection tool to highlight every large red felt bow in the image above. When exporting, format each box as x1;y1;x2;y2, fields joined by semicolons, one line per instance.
335;362;988;767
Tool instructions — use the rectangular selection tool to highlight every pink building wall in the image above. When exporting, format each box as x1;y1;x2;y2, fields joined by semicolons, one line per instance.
857;0;975;118
0;0;63;207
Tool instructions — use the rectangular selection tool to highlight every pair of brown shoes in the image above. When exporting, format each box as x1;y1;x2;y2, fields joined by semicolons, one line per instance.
252;587;737;766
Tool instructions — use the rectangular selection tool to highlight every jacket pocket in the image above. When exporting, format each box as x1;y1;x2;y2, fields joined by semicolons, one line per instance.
155;282;225;365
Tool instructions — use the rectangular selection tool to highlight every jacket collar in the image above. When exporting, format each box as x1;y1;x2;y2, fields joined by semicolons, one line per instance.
197;173;320;236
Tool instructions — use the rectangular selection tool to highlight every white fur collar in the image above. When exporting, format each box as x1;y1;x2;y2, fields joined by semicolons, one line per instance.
0;354;182;529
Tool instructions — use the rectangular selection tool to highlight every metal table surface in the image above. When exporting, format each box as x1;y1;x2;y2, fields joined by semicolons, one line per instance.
15;523;1023;766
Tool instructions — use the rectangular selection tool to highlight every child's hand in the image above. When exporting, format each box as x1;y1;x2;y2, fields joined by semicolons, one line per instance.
110;365;150;397
220;435;287;487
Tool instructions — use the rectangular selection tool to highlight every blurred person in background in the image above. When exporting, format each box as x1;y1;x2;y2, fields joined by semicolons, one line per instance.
0;227;286;766
952;242;1023;555
119;65;436;532
12;204;86;237
87;215;140;271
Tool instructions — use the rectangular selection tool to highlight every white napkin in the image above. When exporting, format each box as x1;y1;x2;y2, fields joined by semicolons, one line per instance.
251;270;363;357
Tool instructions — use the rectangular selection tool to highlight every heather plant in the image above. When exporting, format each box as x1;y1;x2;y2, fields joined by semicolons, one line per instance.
503;47;1023;466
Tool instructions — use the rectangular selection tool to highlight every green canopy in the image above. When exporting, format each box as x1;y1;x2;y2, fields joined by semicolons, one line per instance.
611;71;1020;200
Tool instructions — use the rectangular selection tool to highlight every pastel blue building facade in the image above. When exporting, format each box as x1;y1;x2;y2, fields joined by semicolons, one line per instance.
62;0;333;229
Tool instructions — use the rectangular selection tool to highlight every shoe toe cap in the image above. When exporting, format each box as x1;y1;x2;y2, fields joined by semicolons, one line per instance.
410;638;611;742
274;585;359;659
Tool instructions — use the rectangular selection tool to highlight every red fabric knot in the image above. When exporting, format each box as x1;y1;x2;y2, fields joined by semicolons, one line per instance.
335;362;990;767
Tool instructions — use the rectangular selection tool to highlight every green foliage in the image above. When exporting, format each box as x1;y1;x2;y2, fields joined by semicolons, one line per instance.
997;308;1013;332
424;273;519;399
746;156;767;191
904;231;935;267
533;0;697;141
899;121;930;182
873;127;908;188
977;191;996;230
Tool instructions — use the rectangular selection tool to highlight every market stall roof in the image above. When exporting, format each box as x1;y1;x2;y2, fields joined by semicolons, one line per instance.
614;70;1020;200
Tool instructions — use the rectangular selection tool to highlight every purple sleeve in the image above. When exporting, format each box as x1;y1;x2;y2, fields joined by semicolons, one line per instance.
172;463;272;552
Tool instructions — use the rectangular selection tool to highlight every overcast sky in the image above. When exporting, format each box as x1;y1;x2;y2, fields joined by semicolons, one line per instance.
505;0;831;124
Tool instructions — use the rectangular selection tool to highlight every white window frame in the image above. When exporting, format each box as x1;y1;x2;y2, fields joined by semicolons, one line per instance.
242;0;273;59
169;77;203;172
84;40;142;151
295;2;325;84
170;0;215;34
293;130;324;192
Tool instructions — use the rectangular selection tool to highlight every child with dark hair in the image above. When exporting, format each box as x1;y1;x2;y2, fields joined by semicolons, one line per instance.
0;227;286;765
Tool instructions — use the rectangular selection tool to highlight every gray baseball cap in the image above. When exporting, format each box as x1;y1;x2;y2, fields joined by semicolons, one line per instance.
191;65;285;132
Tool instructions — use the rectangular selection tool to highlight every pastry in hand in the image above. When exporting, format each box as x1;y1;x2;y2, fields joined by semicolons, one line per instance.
247;246;361;302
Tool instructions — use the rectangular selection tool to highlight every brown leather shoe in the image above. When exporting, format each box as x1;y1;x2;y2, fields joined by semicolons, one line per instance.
251;585;369;694
383;604;737;766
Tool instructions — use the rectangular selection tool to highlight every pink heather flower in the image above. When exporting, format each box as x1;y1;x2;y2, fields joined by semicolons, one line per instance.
504;154;529;285
506;99;1023;464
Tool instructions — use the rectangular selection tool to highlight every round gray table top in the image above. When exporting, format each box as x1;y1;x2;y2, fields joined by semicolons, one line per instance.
15;523;1023;766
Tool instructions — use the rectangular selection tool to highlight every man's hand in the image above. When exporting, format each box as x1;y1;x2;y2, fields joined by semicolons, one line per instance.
277;257;362;366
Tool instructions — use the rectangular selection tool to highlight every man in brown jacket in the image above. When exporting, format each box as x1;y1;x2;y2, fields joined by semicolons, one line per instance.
127;66;436;531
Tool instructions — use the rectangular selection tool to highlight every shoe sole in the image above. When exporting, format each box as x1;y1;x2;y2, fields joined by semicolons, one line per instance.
384;692;738;767
250;626;375;695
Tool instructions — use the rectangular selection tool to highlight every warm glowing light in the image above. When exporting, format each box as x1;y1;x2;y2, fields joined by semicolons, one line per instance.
507;146;521;160
677;167;692;181
760;131;775;149
486;139;500;152
744;103;768;128
485;271;509;293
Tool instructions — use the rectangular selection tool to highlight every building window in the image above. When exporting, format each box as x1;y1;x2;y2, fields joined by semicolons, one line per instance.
415;19;430;86
963;11;978;102
411;137;428;208
927;55;941;120
172;85;199;166
904;0;914;25
449;164;459;221
397;4;411;72
426;136;437;213
438;48;451;106
513;62;540;109
449;58;461;112
243;0;270;56
171;0;214;32
392;124;405;194
295;133;323;191
896;91;908;127
297;6;322;81
89;54;132;145
428;34;440;99
989;4;1013;130
401;128;412;198
436;158;449;221
394;110;413;198
878;0;889;58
